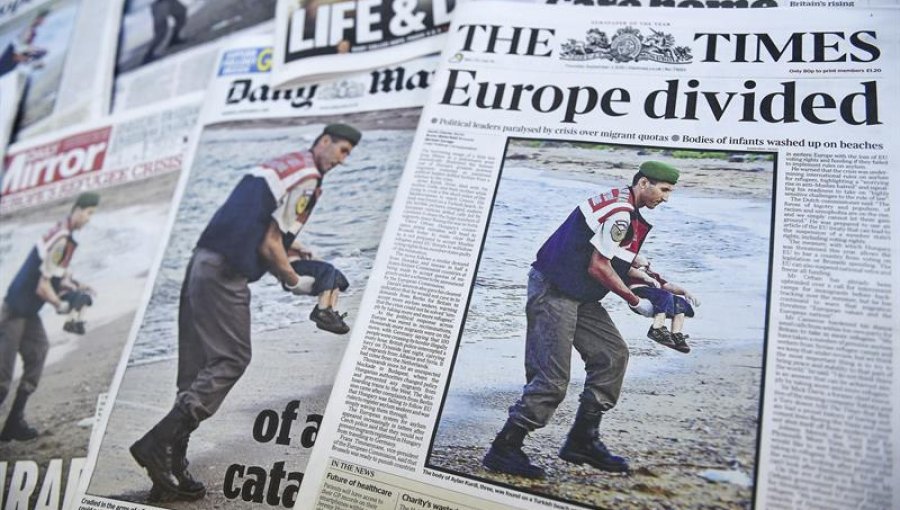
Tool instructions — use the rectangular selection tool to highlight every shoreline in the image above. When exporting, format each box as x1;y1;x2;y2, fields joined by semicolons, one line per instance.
430;338;763;509
85;293;358;508
429;143;771;508
0;313;135;507
506;143;775;200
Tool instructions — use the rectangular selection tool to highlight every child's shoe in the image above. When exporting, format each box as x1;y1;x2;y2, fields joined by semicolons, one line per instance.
64;320;86;335
670;332;691;353
647;326;676;350
309;306;350;335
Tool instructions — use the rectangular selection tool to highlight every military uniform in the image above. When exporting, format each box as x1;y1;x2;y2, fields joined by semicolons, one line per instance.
176;151;322;422
131;124;362;501
484;161;680;479
0;218;78;405
511;187;651;429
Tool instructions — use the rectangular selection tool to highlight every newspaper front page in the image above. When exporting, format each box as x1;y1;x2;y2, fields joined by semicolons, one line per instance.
297;3;899;509
75;34;439;509
0;0;120;141
272;0;458;86
112;0;276;114
0;94;201;510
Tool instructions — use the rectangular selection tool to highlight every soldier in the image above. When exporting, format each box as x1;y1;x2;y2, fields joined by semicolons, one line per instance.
129;124;361;502
0;192;98;441
0;9;49;76
483;161;679;478
142;0;187;65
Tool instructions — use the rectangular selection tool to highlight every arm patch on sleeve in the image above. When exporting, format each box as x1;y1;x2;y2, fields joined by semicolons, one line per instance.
610;219;629;243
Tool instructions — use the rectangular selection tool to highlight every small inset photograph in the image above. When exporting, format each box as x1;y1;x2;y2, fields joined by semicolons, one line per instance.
0;0;79;130
427;139;776;509
117;0;276;73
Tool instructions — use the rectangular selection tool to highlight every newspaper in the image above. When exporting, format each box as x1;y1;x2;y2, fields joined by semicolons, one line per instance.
111;0;278;114
294;3;899;509
537;0;896;7
272;0;457;86
0;94;201;510
0;69;23;159
0;0;120;142
75;34;438;509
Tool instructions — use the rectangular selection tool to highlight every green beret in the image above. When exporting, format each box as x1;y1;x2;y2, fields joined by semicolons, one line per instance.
74;192;100;208
324;123;361;145
639;161;679;184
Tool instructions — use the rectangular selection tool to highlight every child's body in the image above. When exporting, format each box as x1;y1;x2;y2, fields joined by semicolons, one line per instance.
53;277;93;335
627;254;699;353
285;241;351;335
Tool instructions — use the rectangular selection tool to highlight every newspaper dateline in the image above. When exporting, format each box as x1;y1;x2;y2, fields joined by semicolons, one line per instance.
297;3;899;510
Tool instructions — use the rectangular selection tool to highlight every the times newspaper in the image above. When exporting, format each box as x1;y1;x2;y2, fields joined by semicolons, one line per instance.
272;0;457;86
111;0;275;114
0;95;201;510
0;0;119;141
295;3;899;509
0;70;23;160
75;34;439;510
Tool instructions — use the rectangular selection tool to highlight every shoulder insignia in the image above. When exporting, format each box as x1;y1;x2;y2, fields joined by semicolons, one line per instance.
610;219;629;242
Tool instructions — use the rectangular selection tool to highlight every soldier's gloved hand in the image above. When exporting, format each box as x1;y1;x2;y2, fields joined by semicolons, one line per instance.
55;301;71;315
283;274;315;296
629;298;655;317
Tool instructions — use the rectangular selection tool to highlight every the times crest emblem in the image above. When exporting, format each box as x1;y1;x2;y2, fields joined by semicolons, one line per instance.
560;26;692;64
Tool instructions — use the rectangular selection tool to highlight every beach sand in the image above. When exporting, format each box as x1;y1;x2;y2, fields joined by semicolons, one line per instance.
430;340;762;509
0;315;133;506
85;141;771;509
427;143;772;509
0;171;181;506
85;294;357;508
84;112;422;507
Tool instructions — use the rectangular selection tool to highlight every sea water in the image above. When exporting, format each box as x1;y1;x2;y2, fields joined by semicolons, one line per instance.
129;126;411;364
450;164;773;394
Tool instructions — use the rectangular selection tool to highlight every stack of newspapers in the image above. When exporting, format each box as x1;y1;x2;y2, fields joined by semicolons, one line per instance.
0;1;897;509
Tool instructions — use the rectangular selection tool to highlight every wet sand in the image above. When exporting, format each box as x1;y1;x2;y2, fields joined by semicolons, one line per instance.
85;293;357;508
0;171;181;506
0;314;134;507
430;340;762;509
428;143;772;509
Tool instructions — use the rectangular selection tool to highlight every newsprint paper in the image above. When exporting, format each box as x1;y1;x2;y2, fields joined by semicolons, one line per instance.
296;3;900;510
0;94;201;510
112;0;276;114
272;0;458;87
0;0;120;141
0;70;23;160
75;35;438;509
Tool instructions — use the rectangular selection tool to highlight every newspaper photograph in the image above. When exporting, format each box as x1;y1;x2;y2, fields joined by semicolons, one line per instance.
112;0;276;113
272;0;457;87
0;94;201;510
0;70;23;159
296;3;899;510
0;0;119;141
76;34;438;508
